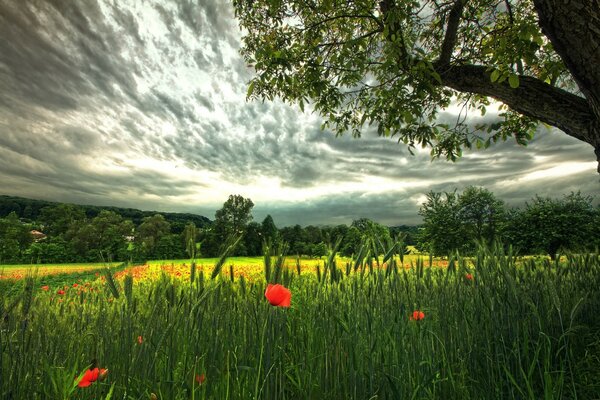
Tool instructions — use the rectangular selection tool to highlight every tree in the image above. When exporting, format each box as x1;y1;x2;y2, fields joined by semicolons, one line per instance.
214;195;254;240
136;214;171;260
261;215;279;245
340;226;363;257
39;204;85;237
457;186;506;245
244;222;263;256
234;0;600;172
418;191;465;256
505;192;598;257
308;242;329;258
0;212;32;263
280;224;307;255
68;211;133;261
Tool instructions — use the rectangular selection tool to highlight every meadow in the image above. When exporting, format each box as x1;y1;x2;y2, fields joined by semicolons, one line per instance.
1;247;599;399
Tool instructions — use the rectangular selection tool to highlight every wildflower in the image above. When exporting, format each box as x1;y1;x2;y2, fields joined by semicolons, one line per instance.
195;373;206;385
465;273;473;281
77;367;108;387
265;284;291;307
137;335;143;344
41;285;49;291
57;289;65;295
409;310;425;321
73;283;79;288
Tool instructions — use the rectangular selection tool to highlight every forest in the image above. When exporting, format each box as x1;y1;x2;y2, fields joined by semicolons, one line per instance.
1;189;597;264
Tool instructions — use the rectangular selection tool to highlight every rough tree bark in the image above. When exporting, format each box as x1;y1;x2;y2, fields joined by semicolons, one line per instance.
533;0;600;172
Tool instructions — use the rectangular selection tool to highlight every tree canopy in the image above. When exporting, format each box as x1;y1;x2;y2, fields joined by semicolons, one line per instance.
234;0;600;171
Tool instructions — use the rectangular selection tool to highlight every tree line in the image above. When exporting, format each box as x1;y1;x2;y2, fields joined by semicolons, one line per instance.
0;190;598;264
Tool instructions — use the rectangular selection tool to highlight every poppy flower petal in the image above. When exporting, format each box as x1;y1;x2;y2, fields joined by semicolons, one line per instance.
265;284;291;307
77;379;92;388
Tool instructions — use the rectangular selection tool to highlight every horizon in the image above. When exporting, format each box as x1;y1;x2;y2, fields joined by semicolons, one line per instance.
0;0;598;227
1;189;596;229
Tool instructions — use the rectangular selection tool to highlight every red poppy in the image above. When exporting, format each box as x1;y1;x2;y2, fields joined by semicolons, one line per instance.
264;284;291;307
57;289;65;295
77;367;108;387
73;283;79;288
465;273;473;281
41;285;49;291
195;373;206;385
137;335;143;344
409;310;425;321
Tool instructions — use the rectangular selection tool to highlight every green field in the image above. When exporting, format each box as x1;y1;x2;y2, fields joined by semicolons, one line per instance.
1;247;599;399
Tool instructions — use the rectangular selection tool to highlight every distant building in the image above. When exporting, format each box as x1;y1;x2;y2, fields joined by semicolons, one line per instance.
30;230;47;242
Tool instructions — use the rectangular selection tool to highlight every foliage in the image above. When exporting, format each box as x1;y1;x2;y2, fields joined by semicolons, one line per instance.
233;0;600;166
40;204;86;237
418;191;464;256
0;212;33;263
260;215;279;245
135;214;171;260
505;192;599;258
0;195;210;229
418;187;506;255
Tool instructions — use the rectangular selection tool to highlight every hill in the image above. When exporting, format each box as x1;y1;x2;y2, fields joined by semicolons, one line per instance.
0;195;211;232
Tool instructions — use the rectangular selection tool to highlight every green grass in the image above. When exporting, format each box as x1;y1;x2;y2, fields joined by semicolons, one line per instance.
1;247;599;399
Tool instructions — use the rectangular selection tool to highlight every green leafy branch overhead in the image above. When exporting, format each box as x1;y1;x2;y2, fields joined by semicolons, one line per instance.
234;0;600;171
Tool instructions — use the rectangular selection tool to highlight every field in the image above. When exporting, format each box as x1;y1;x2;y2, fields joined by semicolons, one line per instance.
0;262;121;280
1;249;600;399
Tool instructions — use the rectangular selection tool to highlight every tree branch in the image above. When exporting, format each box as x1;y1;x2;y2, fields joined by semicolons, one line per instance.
438;64;594;144
438;0;468;66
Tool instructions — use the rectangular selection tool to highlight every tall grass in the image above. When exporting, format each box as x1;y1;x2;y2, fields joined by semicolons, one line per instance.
1;246;599;399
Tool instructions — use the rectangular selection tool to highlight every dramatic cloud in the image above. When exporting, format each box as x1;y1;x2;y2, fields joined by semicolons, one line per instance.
0;0;598;227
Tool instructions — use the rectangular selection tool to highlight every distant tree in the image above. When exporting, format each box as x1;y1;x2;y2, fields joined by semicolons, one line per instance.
340;226;363;257
418;191;464;256
351;218;392;253
136;214;171;260
303;225;323;245
24;237;73;264
389;225;420;246
39;204;85;237
0;212;32;263
67;211;133;262
505;192;598;258
244;222;263;256
326;225;350;248
261;215;279;245
235;0;600;172
154;234;186;260
214;195;254;246
457;186;506;248
280;224;307;255
308;242;329;258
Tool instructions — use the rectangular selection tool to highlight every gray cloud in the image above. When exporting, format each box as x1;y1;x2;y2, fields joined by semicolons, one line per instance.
0;0;598;227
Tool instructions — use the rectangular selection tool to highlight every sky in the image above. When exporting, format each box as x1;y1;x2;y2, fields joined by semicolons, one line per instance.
0;0;598;227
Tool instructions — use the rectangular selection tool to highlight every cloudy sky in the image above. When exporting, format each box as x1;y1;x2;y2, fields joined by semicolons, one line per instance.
0;0;598;226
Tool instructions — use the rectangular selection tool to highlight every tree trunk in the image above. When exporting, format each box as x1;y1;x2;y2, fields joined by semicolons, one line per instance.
533;0;600;173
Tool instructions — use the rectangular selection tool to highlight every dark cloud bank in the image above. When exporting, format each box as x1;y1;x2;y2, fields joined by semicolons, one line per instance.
0;0;598;227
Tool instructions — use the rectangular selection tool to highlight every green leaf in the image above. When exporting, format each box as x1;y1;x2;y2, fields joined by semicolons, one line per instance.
508;74;520;89
247;81;255;98
490;70;500;83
